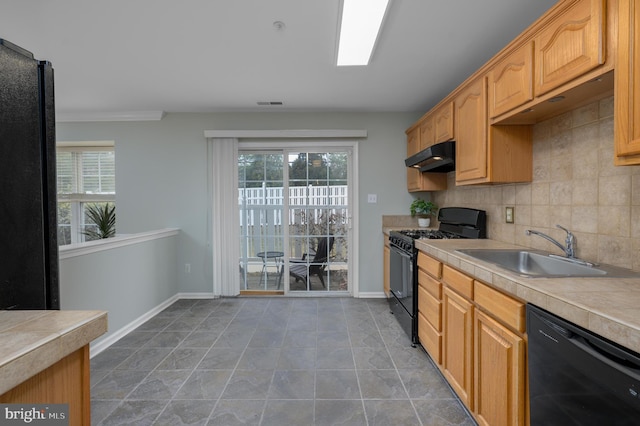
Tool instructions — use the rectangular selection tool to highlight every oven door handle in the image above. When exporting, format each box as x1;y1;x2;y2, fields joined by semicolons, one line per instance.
390;242;413;256
398;250;412;261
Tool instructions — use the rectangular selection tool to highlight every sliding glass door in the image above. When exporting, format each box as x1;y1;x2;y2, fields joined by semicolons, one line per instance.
288;151;349;292
238;152;285;291
238;147;351;294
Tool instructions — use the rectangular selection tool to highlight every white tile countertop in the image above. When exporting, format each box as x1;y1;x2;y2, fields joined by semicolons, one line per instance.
0;310;107;395
415;238;640;354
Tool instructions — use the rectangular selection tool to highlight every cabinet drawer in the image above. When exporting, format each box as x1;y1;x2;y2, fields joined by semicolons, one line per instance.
418;269;441;299
442;265;474;299
474;281;525;333
418;253;442;279
418;285;442;331
418;311;442;364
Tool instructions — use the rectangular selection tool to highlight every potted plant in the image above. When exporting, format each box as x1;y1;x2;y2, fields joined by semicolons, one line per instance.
82;203;116;241
410;198;438;227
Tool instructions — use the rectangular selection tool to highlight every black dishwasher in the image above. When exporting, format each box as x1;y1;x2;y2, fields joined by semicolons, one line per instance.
527;304;640;425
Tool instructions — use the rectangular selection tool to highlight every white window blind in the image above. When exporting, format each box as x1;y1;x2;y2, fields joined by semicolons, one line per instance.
56;143;116;245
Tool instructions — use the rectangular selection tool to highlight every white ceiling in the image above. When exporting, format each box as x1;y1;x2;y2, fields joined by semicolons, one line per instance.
1;0;559;116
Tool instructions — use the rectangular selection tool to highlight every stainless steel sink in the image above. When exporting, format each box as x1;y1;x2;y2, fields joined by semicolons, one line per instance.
455;249;640;278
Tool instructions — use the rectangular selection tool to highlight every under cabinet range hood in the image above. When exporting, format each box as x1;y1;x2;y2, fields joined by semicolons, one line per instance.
405;140;455;173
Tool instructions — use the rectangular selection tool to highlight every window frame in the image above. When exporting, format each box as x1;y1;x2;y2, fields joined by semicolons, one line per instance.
56;141;116;245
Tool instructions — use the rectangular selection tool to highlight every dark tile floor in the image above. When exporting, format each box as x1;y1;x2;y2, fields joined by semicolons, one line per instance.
90;297;476;425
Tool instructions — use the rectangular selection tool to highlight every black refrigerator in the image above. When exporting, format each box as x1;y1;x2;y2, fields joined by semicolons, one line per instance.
0;39;59;310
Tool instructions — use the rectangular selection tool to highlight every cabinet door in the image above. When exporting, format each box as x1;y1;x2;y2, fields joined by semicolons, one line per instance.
0;346;91;426
383;241;390;296
406;128;421;191
420;115;435;150
434;102;454;143
474;310;526;426
488;42;533;118
534;0;605;96
406;126;448;192
615;0;640;164
407;126;420;156
455;77;488;183
443;287;474;409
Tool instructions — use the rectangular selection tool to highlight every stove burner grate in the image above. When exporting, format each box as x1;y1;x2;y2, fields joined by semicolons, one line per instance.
397;229;460;240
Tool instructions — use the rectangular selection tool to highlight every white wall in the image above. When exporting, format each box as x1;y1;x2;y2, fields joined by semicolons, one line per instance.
57;111;421;295
59;231;179;347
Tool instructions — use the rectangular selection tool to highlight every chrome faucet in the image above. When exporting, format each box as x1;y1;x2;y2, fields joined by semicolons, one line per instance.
526;225;576;258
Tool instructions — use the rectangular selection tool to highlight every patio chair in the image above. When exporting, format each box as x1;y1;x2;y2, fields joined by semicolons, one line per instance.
288;236;335;288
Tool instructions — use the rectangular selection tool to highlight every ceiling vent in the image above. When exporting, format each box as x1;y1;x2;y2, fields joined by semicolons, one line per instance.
257;101;284;106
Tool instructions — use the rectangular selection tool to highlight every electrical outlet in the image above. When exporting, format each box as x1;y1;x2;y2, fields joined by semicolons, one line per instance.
505;207;514;224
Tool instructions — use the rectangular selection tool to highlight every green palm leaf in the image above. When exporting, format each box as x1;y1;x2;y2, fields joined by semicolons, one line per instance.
82;203;116;240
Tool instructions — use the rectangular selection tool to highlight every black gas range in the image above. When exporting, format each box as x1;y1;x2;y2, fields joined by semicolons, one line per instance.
388;207;487;344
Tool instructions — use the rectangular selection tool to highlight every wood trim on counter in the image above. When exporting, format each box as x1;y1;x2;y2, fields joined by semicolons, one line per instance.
0;346;91;426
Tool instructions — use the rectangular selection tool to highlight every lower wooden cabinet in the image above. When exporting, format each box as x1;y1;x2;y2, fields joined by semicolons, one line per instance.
474;310;526;426
0;346;91;426
443;287;474;409
417;311;441;364
416;252;527;426
417;253;443;364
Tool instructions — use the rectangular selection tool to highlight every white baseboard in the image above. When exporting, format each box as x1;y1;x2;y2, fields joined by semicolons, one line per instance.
358;291;387;298
175;292;217;299
90;292;217;358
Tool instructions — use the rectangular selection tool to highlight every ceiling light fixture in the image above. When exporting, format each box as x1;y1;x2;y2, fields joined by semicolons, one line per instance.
336;0;391;66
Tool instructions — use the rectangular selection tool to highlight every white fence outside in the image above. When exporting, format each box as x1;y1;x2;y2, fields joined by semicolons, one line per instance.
239;185;348;259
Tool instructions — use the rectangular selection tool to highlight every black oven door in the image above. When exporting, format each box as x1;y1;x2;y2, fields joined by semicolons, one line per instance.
389;242;416;342
389;243;413;304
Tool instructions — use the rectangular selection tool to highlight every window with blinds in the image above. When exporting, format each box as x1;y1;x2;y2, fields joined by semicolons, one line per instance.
56;142;116;245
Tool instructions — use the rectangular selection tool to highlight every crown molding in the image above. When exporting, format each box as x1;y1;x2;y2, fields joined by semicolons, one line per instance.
56;110;166;122
204;129;367;139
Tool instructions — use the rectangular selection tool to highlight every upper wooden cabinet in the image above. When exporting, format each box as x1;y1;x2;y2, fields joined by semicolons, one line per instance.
615;0;640;165
434;102;455;143
406;126;447;192
534;0;605;96
455;76;533;186
488;42;534;118
406;0;622;183
419;115;435;150
406;127;423;192
407;126;420;157
455;77;488;183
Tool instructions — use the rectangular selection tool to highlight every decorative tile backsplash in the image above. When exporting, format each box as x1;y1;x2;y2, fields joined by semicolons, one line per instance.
432;96;640;271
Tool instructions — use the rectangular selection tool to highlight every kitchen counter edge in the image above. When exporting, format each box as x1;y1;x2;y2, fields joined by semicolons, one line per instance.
0;310;108;395
415;238;640;354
